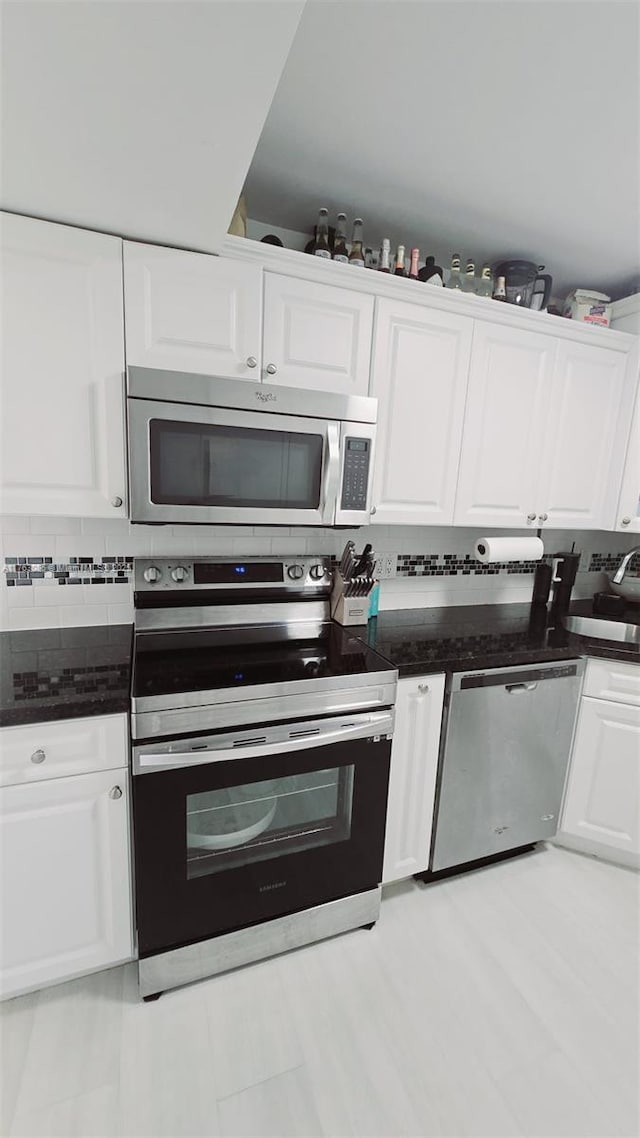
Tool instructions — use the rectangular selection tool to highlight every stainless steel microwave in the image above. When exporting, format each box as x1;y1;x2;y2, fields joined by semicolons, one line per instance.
127;367;377;527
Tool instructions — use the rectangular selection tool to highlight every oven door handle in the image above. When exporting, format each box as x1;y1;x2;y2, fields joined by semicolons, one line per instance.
133;716;393;775
321;422;341;526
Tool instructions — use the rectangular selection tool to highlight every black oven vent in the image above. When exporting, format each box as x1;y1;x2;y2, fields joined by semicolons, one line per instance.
288;727;321;739
233;736;267;747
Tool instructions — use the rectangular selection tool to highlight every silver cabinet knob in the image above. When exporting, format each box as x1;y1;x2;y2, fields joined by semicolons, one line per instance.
111;496;123;508
109;786;123;800
246;356;257;368
143;565;161;583
370;506;377;516
418;683;429;694
527;512;537;523
30;749;46;764
538;513;548;522
265;363;277;375
622;516;631;526
170;566;189;583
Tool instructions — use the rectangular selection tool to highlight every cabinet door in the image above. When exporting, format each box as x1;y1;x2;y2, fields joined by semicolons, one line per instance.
615;346;640;533
370;300;472;525
0;768;133;1000
262;273;374;394
454;322;555;528
537;340;636;530
560;696;640;858
383;673;445;884
123;242;263;379
1;212;126;518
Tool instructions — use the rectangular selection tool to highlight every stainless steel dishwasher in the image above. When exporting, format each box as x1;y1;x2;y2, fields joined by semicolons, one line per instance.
427;659;584;876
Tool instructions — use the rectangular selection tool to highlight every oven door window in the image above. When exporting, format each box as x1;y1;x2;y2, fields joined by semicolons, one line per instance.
186;766;353;880
149;420;323;510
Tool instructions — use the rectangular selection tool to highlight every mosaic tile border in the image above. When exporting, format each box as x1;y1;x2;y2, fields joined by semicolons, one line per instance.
12;663;129;703
395;549;636;579
3;556;133;587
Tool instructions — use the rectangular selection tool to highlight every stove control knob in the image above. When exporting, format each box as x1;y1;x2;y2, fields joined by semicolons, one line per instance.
143;565;162;584
171;566;189;583
309;563;325;580
287;563;304;580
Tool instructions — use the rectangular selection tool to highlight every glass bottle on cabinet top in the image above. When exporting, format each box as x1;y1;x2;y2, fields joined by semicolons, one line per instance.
348;219;365;267
379;238;391;273
462;258;477;293
311;208;331;259
446;253;463;290
477;264;493;297
332;213;349;263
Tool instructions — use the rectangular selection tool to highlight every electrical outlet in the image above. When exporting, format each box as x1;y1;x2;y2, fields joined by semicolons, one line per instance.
375;554;396;579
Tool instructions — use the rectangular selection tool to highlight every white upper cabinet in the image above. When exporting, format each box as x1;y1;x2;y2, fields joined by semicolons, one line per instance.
0;212;127;518
537;340;636;530
370;299;473;525
123;242;263;379
262;273;374;394
454;319;636;530
454;323;555;528
614;342;640;533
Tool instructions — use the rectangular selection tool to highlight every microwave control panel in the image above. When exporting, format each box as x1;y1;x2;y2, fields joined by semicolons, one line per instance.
341;437;371;510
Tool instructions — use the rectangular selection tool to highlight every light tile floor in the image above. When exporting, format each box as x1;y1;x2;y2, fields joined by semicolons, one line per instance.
2;844;638;1137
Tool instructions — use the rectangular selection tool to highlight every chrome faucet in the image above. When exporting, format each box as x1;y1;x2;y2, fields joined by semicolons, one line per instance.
612;546;640;584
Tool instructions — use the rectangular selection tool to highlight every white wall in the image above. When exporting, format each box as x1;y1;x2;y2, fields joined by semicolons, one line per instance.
1;515;635;631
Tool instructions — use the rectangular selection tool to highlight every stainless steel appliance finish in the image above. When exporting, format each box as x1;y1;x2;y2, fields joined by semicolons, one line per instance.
127;366;377;527
130;555;397;998
138;887;381;999
430;659;584;874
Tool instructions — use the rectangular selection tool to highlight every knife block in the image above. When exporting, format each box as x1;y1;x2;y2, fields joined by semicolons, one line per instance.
331;572;369;626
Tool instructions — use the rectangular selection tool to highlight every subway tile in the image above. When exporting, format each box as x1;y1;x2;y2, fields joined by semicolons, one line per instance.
8;608;61;630
58;604;109;627
30;517;82;536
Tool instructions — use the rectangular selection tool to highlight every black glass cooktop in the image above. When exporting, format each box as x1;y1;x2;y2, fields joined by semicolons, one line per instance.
132;623;393;700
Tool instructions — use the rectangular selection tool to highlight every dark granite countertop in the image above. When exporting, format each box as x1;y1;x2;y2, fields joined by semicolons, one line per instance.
0;624;133;727
361;600;640;678
1;600;638;728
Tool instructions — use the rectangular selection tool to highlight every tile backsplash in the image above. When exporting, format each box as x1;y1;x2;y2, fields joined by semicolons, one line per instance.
1;515;637;630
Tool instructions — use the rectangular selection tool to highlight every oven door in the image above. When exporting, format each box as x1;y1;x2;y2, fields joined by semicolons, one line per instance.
132;710;393;957
127;397;340;526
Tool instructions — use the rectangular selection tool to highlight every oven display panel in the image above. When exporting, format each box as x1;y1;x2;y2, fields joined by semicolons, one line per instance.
193;562;284;585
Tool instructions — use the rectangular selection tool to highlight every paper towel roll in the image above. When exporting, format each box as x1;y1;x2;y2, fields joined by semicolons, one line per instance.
474;536;544;564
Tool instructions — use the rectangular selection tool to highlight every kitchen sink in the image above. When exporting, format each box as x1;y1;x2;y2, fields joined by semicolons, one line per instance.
562;614;640;645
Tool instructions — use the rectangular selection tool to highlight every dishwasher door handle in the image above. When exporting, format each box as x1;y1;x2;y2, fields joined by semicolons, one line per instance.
505;682;538;694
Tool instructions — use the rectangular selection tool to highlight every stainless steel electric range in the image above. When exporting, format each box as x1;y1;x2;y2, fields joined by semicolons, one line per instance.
130;555;397;999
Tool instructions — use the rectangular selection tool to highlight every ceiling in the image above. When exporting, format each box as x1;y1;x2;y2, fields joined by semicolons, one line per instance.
244;0;640;300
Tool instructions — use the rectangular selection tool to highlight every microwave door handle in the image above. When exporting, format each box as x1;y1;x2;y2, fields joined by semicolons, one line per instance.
321;422;341;525
134;717;390;775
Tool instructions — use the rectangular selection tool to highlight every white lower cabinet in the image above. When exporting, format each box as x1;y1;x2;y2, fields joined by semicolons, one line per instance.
383;673;445;884
558;660;640;867
0;715;133;999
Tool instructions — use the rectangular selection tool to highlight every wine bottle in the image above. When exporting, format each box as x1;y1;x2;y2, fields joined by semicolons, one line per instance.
409;248;420;280
446;254;463;290
462;258;477;294
332;213;349;263
379;238;391;273
349;219;365;267
477;265;493;298
393;244;406;276
310;208;331;259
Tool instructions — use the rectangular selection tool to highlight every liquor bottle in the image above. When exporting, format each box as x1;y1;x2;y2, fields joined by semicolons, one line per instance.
349;219;365;266
409;248;420;280
446;254;463;290
462;258;476;293
493;275;508;301
418;255;444;285
477;265;493;298
393;244;406;276
310;208;331;259
332;213;349;263
379;238;391;273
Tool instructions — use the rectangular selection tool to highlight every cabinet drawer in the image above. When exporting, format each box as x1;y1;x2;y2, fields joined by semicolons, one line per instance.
0;714;128;788
583;658;640;706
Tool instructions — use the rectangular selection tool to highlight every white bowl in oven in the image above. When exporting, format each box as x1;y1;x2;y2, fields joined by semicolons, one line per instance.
187;796;277;851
